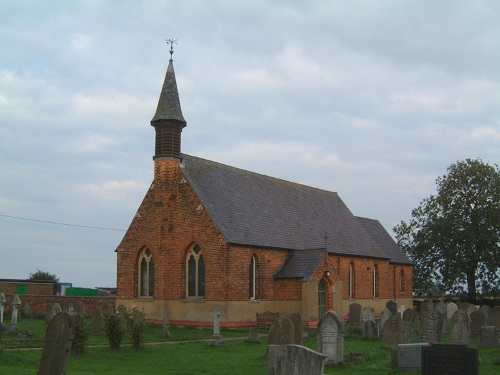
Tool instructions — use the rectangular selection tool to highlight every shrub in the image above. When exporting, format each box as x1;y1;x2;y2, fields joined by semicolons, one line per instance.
71;313;88;355
128;306;146;349
103;312;126;350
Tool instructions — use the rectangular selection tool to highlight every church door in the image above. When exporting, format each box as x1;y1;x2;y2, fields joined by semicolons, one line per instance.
318;280;327;319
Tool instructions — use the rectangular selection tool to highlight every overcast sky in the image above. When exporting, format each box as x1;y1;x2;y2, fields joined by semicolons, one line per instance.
1;1;499;288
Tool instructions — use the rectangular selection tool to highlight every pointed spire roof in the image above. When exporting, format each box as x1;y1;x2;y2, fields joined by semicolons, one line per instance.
151;55;186;125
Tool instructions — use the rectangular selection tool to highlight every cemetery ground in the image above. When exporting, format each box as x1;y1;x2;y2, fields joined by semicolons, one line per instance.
1;318;499;374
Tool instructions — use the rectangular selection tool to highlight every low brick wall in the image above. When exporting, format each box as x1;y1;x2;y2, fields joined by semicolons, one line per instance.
2;294;116;317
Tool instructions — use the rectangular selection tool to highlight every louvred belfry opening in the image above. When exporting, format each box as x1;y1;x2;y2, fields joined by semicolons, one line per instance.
151;45;186;160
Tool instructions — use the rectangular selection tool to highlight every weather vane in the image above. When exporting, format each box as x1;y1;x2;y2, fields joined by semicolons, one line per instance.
166;38;177;60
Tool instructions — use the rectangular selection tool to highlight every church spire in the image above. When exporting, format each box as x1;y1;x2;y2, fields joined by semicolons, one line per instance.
151;39;186;160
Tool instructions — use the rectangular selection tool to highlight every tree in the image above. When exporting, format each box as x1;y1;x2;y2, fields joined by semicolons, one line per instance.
393;158;500;301
29;269;60;295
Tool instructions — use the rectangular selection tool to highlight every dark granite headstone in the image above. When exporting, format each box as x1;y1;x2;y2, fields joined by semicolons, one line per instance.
268;316;295;346
421;343;478;375
386;300;397;315
348;303;362;324
287;313;303;345
37;312;75;375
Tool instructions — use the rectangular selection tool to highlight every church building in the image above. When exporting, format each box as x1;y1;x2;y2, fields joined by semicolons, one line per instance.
115;48;413;327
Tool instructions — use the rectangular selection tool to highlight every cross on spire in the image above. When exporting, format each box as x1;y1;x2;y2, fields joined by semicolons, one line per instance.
166;38;177;61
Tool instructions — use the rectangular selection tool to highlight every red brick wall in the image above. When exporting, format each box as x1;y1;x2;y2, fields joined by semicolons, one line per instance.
2;294;115;316
117;159;229;301
116;158;413;317
0;281;54;295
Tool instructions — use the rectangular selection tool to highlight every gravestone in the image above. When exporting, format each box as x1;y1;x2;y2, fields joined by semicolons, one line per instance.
460;302;471;312
421;343;478;375
382;315;410;349
22;302;34;318
10;294;21;328
446;302;458;320
348;303;362;324
435;301;447;333
420;311;441;343
490;306;500;329
317;310;344;364
44;304;52;325
380;308;392;331
386;300;397;315
362;319;378;339
402;308;419;334
67;304;75;315
74;301;85;315
267;344;327;375
207;304;224;346
268;316;295;346
466;304;477;316
161;314;170;338
89;307;104;334
450;309;470;345
51;303;62;321
478;326;498;348
479;305;491;324
287;313;303;345
0;292;6;324
419;301;430;315
362;306;374;322
393;343;430;371
469;310;486;338
37;312;75;375
247;327;259;343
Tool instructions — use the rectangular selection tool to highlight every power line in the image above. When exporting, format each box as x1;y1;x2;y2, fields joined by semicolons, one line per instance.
0;214;126;232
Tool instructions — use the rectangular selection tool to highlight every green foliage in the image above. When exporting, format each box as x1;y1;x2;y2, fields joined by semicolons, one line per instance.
103;312;126;350
127;307;146;349
394;158;500;300
71;313;88;355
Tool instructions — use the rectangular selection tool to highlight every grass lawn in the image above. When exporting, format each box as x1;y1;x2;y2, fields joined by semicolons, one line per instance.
1;317;499;374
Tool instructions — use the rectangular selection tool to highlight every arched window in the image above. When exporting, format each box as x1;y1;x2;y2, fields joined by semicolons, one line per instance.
373;264;379;298
186;244;205;298
138;247;154;297
349;262;355;299
249;255;256;299
400;269;405;293
318;280;327;319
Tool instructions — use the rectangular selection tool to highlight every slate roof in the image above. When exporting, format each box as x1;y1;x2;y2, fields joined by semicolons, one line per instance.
151;59;186;124
357;216;413;265
180;154;391;261
274;249;326;280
